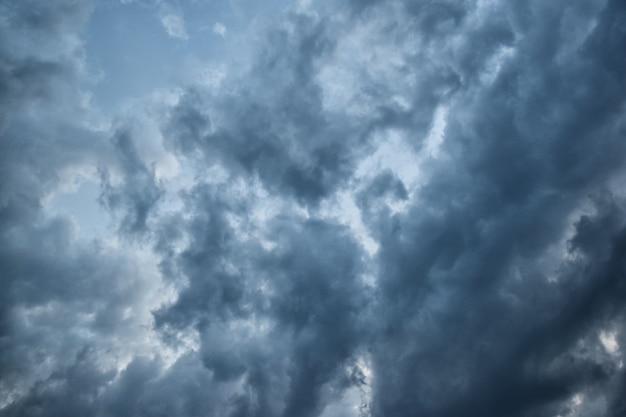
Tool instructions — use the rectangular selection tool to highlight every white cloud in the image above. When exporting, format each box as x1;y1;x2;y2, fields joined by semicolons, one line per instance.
160;13;188;40
213;22;226;37
599;330;620;355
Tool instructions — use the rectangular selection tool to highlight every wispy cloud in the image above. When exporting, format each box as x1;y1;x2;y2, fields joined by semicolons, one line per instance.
212;22;226;37
159;12;188;40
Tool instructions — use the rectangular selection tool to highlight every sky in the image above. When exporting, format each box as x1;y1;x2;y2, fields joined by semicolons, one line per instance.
1;0;626;416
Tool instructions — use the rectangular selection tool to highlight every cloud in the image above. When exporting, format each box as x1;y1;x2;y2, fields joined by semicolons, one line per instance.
3;0;626;416
359;0;626;415
213;22;226;37
0;0;169;410
99;125;164;236
163;14;358;206
160;12;188;40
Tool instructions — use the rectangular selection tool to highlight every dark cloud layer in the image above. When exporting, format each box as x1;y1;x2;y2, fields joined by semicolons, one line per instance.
2;0;626;416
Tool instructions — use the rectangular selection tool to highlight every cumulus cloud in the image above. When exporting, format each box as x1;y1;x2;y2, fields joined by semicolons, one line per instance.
2;0;626;416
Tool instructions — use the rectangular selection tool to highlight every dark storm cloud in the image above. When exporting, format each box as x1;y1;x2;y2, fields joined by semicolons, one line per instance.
260;219;367;417
100;126;164;235
152;182;250;327
362;0;626;415
164;13;375;206
3;0;626;416
151;181;369;416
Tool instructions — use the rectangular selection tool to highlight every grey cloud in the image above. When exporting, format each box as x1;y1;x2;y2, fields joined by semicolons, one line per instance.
0;0;97;382
152;179;369;416
4;0;626;416
0;0;165;412
100;354;231;417
0;0;91;127
356;170;408;225
164;13;369;206
363;0;626;415
0;212;164;410
2;347;114;417
100;126;164;235
153;182;249;328
0;0;100;221
264;220;367;417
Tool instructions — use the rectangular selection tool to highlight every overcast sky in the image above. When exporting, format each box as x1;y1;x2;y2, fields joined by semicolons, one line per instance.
2;0;626;416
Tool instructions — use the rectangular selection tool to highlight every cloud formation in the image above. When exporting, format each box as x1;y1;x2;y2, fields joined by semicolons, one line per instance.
159;12;188;40
2;0;626;416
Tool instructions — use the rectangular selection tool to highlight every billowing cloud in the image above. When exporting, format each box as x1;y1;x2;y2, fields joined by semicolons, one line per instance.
2;0;626;416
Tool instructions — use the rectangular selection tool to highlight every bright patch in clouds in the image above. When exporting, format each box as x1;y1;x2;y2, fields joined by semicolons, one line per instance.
600;330;620;355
